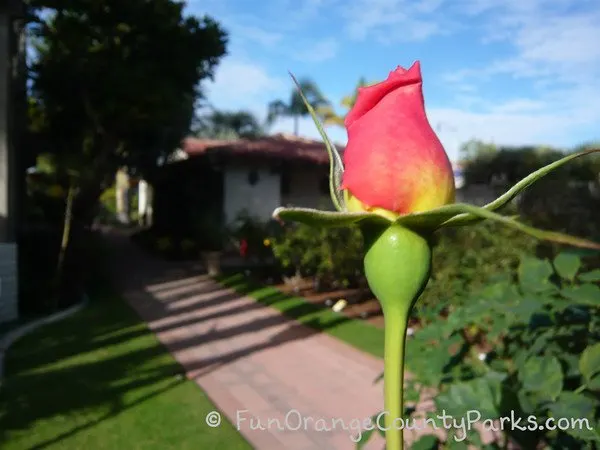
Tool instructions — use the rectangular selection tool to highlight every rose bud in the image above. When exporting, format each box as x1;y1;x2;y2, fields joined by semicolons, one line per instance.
341;61;455;220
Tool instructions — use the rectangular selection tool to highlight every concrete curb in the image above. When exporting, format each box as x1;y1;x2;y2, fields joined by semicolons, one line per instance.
0;294;90;381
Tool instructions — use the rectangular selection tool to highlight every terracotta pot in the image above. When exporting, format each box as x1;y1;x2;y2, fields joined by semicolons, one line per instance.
202;251;222;276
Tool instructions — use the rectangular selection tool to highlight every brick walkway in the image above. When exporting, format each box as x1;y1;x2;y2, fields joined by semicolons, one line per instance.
105;229;387;449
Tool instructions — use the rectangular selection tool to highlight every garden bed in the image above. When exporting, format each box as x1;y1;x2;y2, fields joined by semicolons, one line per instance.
228;263;386;328
274;278;385;327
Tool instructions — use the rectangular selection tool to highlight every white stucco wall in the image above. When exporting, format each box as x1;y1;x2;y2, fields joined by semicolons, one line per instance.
223;165;281;225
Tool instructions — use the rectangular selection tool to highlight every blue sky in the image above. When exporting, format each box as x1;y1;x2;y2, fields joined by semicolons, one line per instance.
186;0;600;162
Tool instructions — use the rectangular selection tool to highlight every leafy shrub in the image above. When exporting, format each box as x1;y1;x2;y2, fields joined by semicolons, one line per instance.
190;212;227;252
415;219;539;324
226;211;282;260
270;223;365;288
361;251;600;449
518;181;600;254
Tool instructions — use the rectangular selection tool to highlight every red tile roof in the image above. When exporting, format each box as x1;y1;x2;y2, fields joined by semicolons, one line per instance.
182;133;345;165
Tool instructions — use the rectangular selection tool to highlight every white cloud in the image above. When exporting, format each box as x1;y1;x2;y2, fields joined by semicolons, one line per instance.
276;0;332;28
448;1;600;82
292;38;339;63
434;0;600;158
229;24;283;47
428;105;588;162
488;98;547;114
343;0;448;42
205;59;287;109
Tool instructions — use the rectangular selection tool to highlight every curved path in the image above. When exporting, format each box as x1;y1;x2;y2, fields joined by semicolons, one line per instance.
106;228;433;449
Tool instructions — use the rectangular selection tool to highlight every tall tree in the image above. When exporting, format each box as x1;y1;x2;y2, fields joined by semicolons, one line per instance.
266;78;331;136
27;0;226;211
26;0;227;301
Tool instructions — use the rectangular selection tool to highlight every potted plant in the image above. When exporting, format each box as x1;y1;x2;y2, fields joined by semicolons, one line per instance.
195;213;226;276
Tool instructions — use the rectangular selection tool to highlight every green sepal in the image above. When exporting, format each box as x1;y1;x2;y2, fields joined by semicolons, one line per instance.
272;206;389;227
273;204;468;231
289;72;345;212
434;203;600;250
443;148;600;227
273;202;600;250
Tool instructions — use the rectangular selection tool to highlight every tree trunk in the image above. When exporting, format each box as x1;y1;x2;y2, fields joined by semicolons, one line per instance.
54;182;76;311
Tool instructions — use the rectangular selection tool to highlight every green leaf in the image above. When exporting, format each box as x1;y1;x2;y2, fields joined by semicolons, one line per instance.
443;148;600;227
548;392;596;420
580;343;600;391
559;353;582;378
518;257;555;293
519;356;563;401
561;284;600;307
438;203;600;250
510;296;547;323
548;392;600;442
405;344;450;387
446;437;470;450
411;435;439;450
564;421;600;444
579;269;600;282
435;376;502;418
394;204;469;231
553;252;581;281
272;206;390;228
290;73;345;212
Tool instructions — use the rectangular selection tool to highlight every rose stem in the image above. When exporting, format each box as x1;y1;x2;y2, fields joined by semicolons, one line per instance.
383;307;408;450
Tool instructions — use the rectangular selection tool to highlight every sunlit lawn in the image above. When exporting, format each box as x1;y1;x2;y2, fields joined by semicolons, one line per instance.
0;267;250;450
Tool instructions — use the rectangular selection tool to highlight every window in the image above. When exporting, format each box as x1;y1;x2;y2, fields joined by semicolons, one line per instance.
248;170;259;185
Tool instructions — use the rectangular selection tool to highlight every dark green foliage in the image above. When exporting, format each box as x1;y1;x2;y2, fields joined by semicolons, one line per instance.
20;0;228;314
27;0;227;179
270;219;539;314
360;251;600;449
518;181;600;249
19;226;98;315
151;158;224;248
228;212;282;261
270;223;365;288
415;219;539;323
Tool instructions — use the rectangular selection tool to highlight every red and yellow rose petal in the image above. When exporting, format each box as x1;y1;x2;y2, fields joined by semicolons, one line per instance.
341;61;455;217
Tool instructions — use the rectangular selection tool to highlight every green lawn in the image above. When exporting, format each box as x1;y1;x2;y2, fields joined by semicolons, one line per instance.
216;273;385;359
0;263;251;449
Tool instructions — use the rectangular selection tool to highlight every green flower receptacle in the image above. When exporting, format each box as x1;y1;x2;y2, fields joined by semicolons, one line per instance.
363;224;432;314
363;224;433;450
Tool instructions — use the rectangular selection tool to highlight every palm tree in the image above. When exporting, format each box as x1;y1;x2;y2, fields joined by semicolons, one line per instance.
320;77;377;128
266;78;331;136
195;109;265;139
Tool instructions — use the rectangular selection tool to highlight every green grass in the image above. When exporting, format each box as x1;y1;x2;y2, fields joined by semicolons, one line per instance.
216;272;385;359
0;249;251;450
